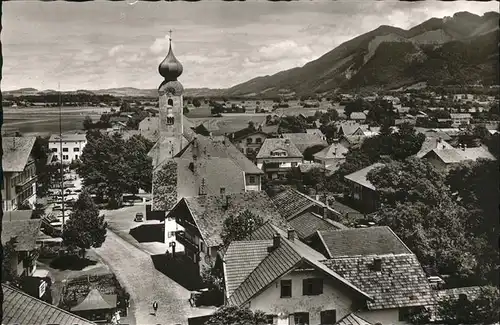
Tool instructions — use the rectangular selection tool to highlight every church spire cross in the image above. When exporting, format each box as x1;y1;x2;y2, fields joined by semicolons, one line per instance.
169;30;173;41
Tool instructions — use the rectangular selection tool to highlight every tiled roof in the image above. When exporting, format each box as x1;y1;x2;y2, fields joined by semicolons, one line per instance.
450;113;472;118
223;240;273;298
71;289;117;312
323;254;435;310
183;191;286;247
305;129;325;138
2;284;95;325
428;148;465;164
416;137;454;158
281;133;328;153
339;122;362;136
148;135;192;170
335;313;372;325
176;157;246;198
313;142;349;160
2;210;33;221
341;135;366;147
414;128;452;141
350;112;367;120
434;286;483;302
318;227;412;258
460;146;496;161
2;219;42;251
271;188;315;220
288;212;345;240
256;138;303;159
327;200;362;218
49;133;86;143
2;137;36;172
227;222;371;306
232;128;268;141
344;163;385;190
138;117;160;141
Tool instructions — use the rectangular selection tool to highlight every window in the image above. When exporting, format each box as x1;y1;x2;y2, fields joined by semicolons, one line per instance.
256;138;262;144
74;147;79;152
248;176;256;184
75;155;79;160
291;162;298;167
200;241;205;252
294;312;309;325
167;116;174;125
247;138;253;144
320;310;337;325
303;278;323;295
63;155;69;160
52;148;58;152
280;280;292;298
62;147;69;152
167;98;174;106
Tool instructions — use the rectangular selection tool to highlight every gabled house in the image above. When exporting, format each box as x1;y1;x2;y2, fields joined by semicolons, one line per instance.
422;145;496;172
313;141;349;171
344;163;385;213
337;122;362;137
2;284;95;325
2;219;43;277
339;135;366;149
2;136;37;211
281;133;328;154
49;133;86;163
230;128;270;159
416;137;454;158
450;113;472;127
256;138;303;179
349;112;366;122
169;191;287;274
223;223;435;325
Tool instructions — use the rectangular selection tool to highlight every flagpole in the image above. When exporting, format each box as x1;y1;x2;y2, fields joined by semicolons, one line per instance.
59;83;65;234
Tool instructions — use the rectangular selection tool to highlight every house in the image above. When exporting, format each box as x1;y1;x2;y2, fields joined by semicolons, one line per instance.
339;135;366;149
281;133;328;154
337;122;362;137
349;112;366;122
416;137;454;158
169;191;288;274
421;145;496;172
256;138;303;179
152;135;265;252
2;219;43;277
109;115;130;128
394;118;416;126
70;288;117;323
49;132;86;163
305;128;326;139
223;223;435;325
2;283;95;325
352;126;381;138
450;113;472;127
2;136;37;211
344;163;385;213
231;128;269;158
313;141;349;170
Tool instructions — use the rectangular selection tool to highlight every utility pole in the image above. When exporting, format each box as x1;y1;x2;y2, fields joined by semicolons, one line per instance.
58;83;65;234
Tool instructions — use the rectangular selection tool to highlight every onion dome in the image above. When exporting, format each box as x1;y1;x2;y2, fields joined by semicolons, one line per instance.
158;39;183;82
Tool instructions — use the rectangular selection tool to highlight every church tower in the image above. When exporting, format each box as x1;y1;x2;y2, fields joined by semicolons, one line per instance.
157;32;184;161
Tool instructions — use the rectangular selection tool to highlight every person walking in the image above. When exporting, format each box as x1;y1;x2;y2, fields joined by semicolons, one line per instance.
152;300;158;316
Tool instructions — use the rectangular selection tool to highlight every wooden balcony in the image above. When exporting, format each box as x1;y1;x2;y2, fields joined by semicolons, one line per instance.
176;231;199;252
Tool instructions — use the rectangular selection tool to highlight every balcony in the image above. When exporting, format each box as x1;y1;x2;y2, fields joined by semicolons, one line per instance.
176;231;199;252
15;176;37;194
176;216;200;234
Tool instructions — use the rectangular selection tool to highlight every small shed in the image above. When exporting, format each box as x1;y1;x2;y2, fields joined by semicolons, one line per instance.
70;288;117;323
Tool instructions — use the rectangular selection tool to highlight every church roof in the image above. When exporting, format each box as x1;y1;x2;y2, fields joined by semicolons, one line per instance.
158;38;183;82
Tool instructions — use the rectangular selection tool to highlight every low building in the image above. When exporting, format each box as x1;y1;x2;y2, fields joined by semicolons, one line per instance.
2;137;37;211
49;133;87;163
256;138;303;179
422;145;496;172
416;137;454;158
2;283;95;325
313;141;349;170
70;289;117;323
449;113;472;127
281;133;328;154
337;122;362;137
2;219;43;277
169;191;288;274
339;135;366;149
344;163;385;213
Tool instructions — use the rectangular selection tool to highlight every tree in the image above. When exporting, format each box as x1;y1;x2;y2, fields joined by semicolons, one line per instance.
302;144;326;162
183;106;190;115
248;121;256;131
33;136;53;197
17;201;32;210
62;190;107;257
344;98;371;117
192;98;201;108
221;210;264;246
302;167;326;193
205;306;268;325
83;116;93;130
437;286;500;324
1;238;21;286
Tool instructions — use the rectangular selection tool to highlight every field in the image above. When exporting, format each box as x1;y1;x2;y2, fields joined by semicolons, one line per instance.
2;106;108;136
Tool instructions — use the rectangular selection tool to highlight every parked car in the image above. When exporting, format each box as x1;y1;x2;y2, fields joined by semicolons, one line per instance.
134;213;144;222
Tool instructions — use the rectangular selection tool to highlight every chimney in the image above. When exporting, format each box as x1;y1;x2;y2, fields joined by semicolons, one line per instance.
220;187;226;196
222;195;229;210
287;229;296;241
268;233;281;252
373;258;382;271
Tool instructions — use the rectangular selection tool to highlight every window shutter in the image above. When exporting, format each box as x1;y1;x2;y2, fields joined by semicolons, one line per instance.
302;279;308;295
317;278;323;294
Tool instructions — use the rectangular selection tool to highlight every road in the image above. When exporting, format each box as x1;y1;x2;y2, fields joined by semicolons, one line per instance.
94;206;215;325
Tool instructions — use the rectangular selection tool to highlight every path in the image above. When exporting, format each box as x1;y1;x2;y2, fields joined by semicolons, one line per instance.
94;228;214;325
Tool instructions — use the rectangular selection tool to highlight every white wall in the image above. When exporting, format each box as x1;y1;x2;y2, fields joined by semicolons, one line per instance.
164;216;185;253
357;308;411;325
49;140;86;163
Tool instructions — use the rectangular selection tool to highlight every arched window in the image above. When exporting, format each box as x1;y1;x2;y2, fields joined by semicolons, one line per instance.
167;98;173;106
167;116;174;125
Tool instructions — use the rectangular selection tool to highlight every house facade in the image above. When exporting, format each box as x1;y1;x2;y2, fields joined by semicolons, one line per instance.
312;141;348;170
2;137;37;211
48;133;87;163
232;130;269;159
256;138;303;179
450;113;472;127
344;163;384;214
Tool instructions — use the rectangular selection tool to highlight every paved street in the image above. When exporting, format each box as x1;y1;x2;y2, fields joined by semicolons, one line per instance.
94;208;215;325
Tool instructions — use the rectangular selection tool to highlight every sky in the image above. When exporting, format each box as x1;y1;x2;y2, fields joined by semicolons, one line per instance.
2;1;499;91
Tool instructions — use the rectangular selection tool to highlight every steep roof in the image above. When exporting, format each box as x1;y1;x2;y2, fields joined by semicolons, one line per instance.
2;219;42;251
344;163;385;191
2;136;36;172
335;313;373;325
313;142;349;160
226;222;371;306
416;137;454;158
281;133;328;153
339;122;362;136
460;146;496;161
318;227;412;259
427;148;466;164
71;289;117;312
288;212;346;240
323;254;435;310
256;138;303;159
182;191;286;247
340;135;366;147
305;128;325;138
2;284;95;325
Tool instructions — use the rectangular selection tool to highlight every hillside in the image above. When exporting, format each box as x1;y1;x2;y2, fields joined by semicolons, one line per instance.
225;11;500;97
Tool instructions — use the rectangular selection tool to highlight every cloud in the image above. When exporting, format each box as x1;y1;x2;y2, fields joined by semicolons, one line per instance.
150;36;170;55
245;40;313;65
108;45;125;57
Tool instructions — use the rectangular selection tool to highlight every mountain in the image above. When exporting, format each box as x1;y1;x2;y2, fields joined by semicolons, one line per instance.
225;11;500;97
